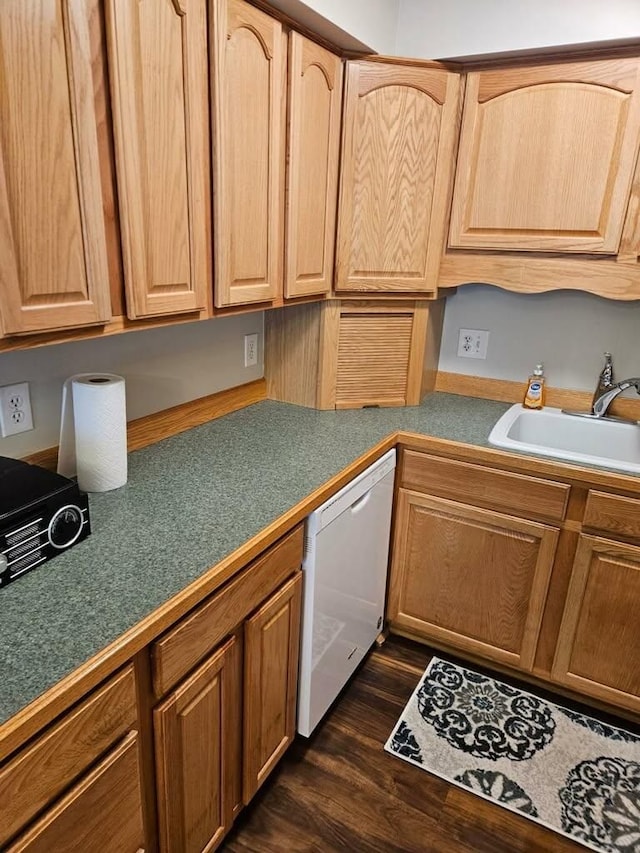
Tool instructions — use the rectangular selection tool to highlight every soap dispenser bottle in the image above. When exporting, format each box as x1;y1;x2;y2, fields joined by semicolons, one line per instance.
523;364;546;409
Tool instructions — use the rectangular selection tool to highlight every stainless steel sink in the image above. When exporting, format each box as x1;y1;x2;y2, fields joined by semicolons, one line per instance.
488;405;640;473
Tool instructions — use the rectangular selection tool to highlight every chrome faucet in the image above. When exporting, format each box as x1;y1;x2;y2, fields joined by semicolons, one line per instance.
590;352;640;418
592;377;640;418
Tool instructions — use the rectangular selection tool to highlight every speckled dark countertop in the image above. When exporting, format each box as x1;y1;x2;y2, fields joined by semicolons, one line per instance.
0;393;515;725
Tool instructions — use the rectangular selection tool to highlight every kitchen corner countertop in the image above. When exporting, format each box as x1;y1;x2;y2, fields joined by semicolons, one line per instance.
0;392;555;726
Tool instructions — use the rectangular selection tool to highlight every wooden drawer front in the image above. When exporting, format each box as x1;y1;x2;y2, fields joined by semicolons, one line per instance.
336;312;413;408
0;665;137;847
152;525;304;697
8;731;145;853
401;450;569;523
583;491;640;541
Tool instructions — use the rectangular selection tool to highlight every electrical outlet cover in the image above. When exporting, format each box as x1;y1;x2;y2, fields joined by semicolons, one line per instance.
0;382;34;437
244;333;258;368
457;328;489;360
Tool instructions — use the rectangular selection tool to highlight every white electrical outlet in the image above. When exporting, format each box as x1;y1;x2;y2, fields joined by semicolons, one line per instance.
244;333;258;368
0;382;34;437
457;328;490;360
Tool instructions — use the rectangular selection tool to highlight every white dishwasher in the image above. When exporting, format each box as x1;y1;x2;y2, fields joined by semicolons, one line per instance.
297;448;396;737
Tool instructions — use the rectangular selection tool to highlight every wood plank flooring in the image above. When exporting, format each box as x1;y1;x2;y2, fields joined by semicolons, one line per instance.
223;637;586;852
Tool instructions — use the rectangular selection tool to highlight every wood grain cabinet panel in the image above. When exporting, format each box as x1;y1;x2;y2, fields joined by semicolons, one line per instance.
212;0;285;307
582;490;640;541
154;635;242;853
449;58;640;253
335;61;462;293
106;0;210;319
285;34;342;298
552;535;640;713
8;732;145;853
0;666;137;848
0;0;111;335
400;450;570;524
388;490;559;671
243;573;301;803
332;301;438;409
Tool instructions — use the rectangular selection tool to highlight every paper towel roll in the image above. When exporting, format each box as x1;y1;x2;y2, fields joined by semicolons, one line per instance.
57;374;128;492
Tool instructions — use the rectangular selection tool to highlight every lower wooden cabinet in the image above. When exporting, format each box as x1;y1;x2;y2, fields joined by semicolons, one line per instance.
243;572;301;802
388;489;559;671
552;535;640;714
8;732;145;853
154;634;242;853
153;570;302;852
388;451;640;717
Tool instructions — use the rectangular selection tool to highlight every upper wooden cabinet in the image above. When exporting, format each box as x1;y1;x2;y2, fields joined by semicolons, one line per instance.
449;58;640;253
285;34;342;299
106;0;210;319
0;0;111;336
212;0;285;307
335;61;462;295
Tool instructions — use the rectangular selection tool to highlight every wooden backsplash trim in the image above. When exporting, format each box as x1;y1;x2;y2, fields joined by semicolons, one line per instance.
23;378;267;472
436;371;640;420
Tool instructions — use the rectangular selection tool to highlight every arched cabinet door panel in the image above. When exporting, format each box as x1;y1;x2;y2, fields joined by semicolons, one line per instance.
336;61;462;294
285;34;342;299
449;58;640;253
0;0;111;336
212;0;285;307
106;0;210;319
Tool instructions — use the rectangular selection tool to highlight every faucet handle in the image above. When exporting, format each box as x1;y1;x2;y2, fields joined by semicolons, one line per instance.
600;352;614;387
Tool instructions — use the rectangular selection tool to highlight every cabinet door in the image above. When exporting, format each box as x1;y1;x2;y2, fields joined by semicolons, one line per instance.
335;61;462;294
243;572;301;803
8;732;145;853
285;34;342;299
212;0;285;307
0;0;111;335
334;302;428;409
106;0;209;319
552;535;640;713
388;489;558;671
449;58;640;253
154;634;242;853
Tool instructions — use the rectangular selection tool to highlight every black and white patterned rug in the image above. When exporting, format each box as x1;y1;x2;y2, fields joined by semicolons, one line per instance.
385;657;640;852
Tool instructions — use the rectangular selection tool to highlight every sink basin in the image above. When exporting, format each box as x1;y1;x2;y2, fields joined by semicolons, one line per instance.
489;405;640;473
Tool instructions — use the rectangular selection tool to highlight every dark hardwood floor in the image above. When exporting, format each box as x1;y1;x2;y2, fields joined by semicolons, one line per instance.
223;637;584;852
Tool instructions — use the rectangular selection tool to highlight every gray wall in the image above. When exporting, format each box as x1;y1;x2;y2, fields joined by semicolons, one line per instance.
296;0;400;54
395;0;640;59
439;285;640;391
0;313;263;458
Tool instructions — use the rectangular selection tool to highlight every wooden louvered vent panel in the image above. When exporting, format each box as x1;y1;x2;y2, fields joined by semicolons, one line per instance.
336;313;413;408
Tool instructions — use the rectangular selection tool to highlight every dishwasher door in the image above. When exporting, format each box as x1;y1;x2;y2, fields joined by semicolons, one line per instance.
297;449;396;737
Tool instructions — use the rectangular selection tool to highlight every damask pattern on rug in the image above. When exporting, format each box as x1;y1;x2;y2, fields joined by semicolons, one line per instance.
385;657;640;853
560;757;640;852
416;659;556;761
